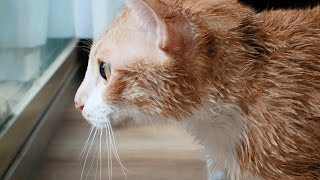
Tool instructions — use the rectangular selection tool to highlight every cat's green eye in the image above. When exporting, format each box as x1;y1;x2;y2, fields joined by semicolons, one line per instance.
99;62;111;81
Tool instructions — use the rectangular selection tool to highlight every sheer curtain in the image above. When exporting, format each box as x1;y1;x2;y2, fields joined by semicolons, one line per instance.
0;0;123;82
0;0;122;45
0;0;123;120
48;0;123;39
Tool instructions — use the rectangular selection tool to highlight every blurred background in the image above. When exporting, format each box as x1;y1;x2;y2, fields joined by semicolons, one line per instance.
0;0;319;180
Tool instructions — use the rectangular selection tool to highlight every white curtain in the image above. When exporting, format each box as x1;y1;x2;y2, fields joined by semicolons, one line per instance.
0;0;123;48
49;0;123;39
0;0;123;81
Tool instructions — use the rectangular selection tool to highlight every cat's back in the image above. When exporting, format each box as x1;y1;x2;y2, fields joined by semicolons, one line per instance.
235;6;320;180
256;7;320;55
256;5;320;27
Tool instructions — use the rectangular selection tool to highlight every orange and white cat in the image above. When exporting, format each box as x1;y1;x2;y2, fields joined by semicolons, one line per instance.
75;0;320;179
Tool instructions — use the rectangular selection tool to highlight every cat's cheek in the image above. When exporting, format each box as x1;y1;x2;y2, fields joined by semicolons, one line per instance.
80;85;112;127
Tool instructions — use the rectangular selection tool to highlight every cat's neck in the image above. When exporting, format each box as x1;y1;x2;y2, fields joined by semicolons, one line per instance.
180;3;266;178
182;1;263;102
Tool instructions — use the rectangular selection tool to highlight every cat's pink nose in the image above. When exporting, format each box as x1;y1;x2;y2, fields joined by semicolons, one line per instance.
75;101;84;111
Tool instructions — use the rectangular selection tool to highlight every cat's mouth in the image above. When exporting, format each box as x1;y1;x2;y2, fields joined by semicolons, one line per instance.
83;112;132;129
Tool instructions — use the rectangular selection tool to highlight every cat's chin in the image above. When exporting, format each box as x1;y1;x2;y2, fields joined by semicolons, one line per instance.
86;116;133;130
89;121;106;129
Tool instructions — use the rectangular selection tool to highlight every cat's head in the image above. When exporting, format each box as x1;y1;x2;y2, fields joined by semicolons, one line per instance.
74;0;214;128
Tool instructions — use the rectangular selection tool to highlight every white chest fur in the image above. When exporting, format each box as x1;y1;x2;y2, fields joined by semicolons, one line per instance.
184;99;248;180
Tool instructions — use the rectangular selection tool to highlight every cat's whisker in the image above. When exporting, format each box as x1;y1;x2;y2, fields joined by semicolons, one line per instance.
107;122;113;180
78;44;92;49
81;38;93;44
94;129;100;180
76;45;92;53
99;127;103;180
76;45;91;49
81;127;98;180
144;116;147;125
85;131;99;180
103;124;111;180
79;39;93;47
147;115;157;136
199;106;205;121
107;121;134;176
79;127;95;162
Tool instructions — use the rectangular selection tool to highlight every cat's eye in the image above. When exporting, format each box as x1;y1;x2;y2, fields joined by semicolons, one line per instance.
99;62;111;81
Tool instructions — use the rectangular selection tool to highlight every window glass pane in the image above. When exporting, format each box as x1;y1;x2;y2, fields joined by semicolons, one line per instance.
0;38;72;127
0;0;72;128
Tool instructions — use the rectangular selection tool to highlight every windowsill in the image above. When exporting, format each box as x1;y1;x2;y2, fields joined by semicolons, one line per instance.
0;39;79;179
0;98;12;128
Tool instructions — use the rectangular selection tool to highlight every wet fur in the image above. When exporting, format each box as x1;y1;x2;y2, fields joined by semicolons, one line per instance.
77;0;320;179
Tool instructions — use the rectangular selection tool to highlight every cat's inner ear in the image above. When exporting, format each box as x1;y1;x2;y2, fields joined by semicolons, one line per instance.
126;0;193;53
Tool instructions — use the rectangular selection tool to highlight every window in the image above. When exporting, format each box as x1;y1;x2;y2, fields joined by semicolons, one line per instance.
0;1;122;178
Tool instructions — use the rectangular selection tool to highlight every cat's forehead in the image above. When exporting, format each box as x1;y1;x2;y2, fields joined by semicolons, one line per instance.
90;31;167;68
90;33;143;67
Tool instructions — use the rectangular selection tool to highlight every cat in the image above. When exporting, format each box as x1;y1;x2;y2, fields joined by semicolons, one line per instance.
74;0;320;179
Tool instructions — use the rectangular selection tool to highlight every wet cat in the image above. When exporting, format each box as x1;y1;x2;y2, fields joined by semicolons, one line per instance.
75;0;320;179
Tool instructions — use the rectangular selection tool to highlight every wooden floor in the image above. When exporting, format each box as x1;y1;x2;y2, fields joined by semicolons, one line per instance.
32;79;207;180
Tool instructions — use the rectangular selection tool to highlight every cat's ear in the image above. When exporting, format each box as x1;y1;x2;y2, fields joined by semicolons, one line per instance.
126;0;193;53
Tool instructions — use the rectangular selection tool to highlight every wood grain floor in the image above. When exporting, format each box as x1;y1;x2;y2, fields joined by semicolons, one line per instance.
32;81;207;180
